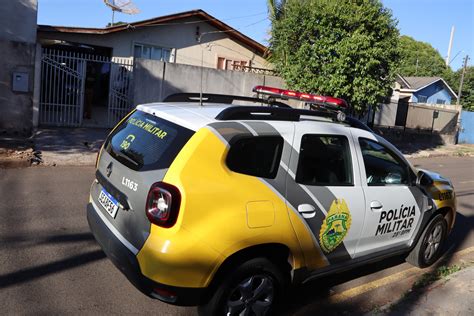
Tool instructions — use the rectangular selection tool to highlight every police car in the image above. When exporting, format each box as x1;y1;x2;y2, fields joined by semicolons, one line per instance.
87;86;456;315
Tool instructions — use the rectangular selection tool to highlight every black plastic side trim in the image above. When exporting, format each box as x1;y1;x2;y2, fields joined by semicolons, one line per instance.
296;245;409;284
87;203;207;306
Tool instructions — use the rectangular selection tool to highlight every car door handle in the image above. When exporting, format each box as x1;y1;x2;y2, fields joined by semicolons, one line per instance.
298;204;316;219
370;201;383;211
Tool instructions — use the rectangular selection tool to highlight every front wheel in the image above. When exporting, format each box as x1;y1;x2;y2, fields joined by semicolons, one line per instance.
198;257;286;316
406;214;447;268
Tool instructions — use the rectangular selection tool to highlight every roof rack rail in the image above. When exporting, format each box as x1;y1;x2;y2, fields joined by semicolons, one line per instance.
163;93;291;108
215;106;373;132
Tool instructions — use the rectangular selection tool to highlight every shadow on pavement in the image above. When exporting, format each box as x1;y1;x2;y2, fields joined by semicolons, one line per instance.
377;212;474;314
280;212;473;315
0;249;106;289
1;232;96;248
280;255;406;315
0;231;106;289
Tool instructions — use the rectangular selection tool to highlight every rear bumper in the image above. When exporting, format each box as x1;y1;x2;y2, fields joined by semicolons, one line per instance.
86;202;208;306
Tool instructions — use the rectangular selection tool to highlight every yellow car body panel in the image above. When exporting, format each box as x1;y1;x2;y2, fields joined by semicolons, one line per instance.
137;127;320;287
426;180;457;230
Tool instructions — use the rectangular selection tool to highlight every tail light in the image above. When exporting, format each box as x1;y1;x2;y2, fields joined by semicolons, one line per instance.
146;182;181;228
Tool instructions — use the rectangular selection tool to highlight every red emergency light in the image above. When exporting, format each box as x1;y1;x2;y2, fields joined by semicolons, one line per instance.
253;85;349;110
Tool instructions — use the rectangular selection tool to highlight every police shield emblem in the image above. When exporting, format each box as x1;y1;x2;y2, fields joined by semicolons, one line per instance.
319;198;352;253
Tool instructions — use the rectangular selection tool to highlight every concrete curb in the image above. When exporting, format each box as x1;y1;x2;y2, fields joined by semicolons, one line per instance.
0;158;31;169
405;152;474;159
377;265;474;315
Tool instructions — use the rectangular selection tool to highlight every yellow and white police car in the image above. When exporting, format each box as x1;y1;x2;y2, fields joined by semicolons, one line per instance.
87;86;456;315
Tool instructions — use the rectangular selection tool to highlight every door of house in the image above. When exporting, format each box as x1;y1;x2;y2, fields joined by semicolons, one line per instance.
39;48;134;128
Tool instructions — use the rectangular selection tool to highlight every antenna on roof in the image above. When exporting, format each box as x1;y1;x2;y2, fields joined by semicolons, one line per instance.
103;0;140;26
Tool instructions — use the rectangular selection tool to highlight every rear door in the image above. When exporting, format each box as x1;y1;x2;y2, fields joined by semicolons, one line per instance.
285;121;366;265
91;110;194;253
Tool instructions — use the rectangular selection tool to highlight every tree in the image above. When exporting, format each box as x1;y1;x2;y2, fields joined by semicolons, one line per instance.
267;0;287;20
398;35;449;77
447;66;474;111
268;0;400;113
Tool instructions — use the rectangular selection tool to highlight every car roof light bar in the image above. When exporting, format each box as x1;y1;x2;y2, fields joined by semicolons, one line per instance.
253;85;349;110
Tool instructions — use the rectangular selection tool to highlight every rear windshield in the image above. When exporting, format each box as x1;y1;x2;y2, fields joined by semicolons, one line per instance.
104;110;194;171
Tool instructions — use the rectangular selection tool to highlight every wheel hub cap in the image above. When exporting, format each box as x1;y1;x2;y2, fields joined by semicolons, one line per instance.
424;223;443;261
226;275;274;316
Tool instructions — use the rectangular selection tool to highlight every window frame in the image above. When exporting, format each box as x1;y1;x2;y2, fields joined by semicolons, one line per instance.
295;134;354;187
417;95;428;103
216;56;251;70
133;43;174;62
225;135;284;179
358;137;413;187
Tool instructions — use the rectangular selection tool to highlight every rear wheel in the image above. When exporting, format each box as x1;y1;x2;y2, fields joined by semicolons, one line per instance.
198;257;286;316
406;214;447;268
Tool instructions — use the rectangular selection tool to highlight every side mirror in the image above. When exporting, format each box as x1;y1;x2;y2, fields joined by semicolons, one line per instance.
416;170;433;186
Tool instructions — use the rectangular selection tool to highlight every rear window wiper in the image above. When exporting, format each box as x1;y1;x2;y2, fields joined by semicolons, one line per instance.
115;149;140;168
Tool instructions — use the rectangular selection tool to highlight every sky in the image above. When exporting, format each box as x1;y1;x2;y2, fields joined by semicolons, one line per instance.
37;0;473;71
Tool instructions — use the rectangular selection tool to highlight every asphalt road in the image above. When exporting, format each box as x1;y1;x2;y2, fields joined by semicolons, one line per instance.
0;156;472;315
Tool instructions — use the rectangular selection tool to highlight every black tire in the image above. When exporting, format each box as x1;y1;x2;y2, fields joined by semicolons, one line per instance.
406;214;447;268
198;257;287;316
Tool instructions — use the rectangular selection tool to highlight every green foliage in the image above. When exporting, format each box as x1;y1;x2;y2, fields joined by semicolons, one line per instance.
398;35;449;77
446;66;474;111
413;265;462;290
267;0;287;20
268;0;400;113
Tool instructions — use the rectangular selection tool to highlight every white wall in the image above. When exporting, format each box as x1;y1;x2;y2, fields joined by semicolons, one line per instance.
0;0;38;136
0;0;38;43
133;59;285;105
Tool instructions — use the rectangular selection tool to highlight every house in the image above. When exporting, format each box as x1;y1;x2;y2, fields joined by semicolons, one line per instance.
33;9;275;128
37;10;270;71
395;75;458;105
373;74;459;128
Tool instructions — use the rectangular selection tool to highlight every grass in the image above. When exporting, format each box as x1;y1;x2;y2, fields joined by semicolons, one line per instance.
455;145;474;156
412;264;462;290
373;264;466;315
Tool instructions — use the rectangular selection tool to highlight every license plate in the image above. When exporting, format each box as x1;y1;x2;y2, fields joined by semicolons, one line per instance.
98;189;119;218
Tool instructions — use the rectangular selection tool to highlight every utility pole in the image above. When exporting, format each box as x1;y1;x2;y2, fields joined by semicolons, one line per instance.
457;55;470;105
446;26;455;67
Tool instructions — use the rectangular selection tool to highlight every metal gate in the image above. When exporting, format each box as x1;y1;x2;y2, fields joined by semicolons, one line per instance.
459;110;474;144
108;57;134;127
39;48;134;127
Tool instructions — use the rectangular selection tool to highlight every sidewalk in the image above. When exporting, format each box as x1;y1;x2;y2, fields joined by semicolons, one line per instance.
379;265;474;315
33;128;109;166
399;143;474;159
